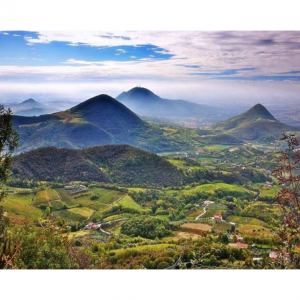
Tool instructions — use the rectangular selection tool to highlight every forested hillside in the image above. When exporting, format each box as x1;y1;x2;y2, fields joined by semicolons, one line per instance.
12;145;185;187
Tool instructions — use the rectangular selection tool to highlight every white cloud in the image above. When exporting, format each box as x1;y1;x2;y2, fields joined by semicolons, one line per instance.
61;59;103;65
15;31;300;77
116;48;126;53
2;32;9;35
13;34;21;37
2;30;300;106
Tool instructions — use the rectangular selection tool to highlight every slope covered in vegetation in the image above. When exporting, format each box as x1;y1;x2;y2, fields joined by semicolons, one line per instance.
12;145;185;187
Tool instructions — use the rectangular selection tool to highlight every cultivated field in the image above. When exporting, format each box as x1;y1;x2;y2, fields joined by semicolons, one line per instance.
181;222;212;233
118;195;143;212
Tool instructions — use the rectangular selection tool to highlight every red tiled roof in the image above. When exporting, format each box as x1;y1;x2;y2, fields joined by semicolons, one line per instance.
236;242;248;248
229;242;248;248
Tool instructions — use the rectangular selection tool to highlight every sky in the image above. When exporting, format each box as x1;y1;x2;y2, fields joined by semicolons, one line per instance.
1;30;300;106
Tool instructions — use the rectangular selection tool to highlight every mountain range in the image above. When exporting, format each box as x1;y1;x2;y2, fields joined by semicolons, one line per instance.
11;88;296;154
1;98;56;116
12;94;185;153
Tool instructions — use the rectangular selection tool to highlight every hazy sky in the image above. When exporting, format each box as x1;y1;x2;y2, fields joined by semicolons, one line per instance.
1;30;300;106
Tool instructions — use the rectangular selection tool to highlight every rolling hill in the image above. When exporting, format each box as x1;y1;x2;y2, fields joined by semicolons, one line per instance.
213;103;294;142
116;87;219;118
12;94;185;153
11;145;185;186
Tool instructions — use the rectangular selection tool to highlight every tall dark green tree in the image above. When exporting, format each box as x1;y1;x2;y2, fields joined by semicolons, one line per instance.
0;105;19;266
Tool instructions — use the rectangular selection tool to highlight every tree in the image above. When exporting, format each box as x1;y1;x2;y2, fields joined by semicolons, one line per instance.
0;105;19;268
272;134;300;268
0;106;19;201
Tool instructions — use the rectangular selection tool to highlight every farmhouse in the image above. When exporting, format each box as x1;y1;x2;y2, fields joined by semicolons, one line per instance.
84;222;100;230
229;242;248;249
204;200;213;206
213;215;223;221
269;251;277;260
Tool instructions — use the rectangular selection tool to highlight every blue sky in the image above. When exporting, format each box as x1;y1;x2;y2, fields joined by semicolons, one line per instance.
0;31;173;67
0;30;300;104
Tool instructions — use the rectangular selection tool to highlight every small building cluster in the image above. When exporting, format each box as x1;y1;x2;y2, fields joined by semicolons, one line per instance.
84;222;100;230
269;251;289;261
264;181;272;188
204;200;213;206
64;184;87;194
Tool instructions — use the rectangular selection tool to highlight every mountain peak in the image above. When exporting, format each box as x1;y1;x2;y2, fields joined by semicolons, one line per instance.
128;86;157;95
116;87;161;101
213;102;293;142
21;98;37;104
244;103;275;120
70;94;119;111
68;93;145;135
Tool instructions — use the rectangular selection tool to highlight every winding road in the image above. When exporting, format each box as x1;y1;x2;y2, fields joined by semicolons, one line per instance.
195;201;214;221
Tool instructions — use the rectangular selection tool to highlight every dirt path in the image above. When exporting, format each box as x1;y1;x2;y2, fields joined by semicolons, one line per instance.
250;191;261;203
85;210;96;221
99;218;129;236
195;202;214;221
195;206;207;221
106;196;123;207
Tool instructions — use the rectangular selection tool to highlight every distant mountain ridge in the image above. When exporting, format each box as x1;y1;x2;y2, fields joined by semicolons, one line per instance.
1;98;56;116
213;103;294;142
116;87;219;118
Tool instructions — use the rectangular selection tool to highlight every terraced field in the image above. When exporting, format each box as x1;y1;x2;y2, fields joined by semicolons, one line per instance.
68;207;95;219
56;188;78;207
2;193;42;220
117;195;143;211
34;190;49;205
238;224;275;238
181;222;212;233
227;215;268;226
73;188;125;210
52;210;86;222
206;203;227;210
34;189;60;205
167;183;252;198
50;200;64;210
212;222;232;233
260;186;280;198
203;209;226;218
103;214;123;222
186;208;204;217
111;244;177;259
